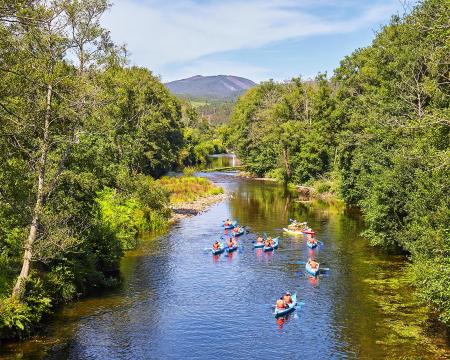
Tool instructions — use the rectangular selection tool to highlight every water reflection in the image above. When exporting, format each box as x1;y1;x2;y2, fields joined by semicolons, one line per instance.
1;172;448;359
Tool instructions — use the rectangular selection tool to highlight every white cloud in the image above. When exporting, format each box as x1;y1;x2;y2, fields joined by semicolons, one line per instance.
103;0;399;79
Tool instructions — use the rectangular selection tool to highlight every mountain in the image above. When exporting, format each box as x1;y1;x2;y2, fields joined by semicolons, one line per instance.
165;75;256;100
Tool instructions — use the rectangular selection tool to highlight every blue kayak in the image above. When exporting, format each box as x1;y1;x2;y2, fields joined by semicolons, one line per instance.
263;237;279;252
232;228;245;237
306;240;318;249
223;220;237;229
253;241;265;248
226;244;238;253
306;262;320;276
274;293;297;318
211;242;225;255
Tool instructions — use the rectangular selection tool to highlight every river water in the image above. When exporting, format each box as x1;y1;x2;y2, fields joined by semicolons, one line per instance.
1;157;448;359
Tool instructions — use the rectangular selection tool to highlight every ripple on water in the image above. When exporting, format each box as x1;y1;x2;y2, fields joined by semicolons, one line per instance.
1;174;448;359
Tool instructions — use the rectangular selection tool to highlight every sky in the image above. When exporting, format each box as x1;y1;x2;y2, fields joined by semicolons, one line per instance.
103;0;409;83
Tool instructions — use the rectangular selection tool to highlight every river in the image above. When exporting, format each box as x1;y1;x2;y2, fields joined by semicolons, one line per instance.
1;156;448;359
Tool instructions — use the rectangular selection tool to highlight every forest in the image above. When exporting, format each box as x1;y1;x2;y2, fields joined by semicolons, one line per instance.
0;0;219;338
227;0;449;328
0;0;448;343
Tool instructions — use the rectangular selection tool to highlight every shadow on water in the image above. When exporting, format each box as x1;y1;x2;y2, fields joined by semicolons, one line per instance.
1;169;449;359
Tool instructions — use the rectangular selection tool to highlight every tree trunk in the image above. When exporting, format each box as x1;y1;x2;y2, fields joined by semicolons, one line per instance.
12;83;52;298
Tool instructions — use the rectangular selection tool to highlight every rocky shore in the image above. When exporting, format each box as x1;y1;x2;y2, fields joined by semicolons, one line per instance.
169;192;228;223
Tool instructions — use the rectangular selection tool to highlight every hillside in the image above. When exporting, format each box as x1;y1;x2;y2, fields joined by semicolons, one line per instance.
165;75;256;100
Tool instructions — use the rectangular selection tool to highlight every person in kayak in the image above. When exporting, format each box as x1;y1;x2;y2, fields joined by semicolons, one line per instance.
308;258;319;269
227;238;234;248
212;241;220;250
256;236;264;244
224;219;231;226
265;237;274;247
233;226;241;234
276;297;288;310
283;292;293;304
307;236;317;245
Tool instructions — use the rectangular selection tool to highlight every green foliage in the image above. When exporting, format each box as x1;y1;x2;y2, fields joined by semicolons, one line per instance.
158;176;223;203
178;100;226;167
96;178;170;250
227;0;450;327
0;0;190;339
0;277;51;338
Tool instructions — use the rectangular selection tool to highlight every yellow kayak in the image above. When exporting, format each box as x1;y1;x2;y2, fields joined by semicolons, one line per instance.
283;228;304;236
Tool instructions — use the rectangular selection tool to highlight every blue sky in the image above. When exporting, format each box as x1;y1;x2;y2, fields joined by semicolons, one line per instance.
103;0;409;82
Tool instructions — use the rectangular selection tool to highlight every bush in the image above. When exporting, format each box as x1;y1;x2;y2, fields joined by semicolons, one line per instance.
183;167;196;177
158;176;223;203
0;277;51;339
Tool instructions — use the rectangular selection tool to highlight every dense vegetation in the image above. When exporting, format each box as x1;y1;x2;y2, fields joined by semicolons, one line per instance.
228;0;449;327
0;0;220;338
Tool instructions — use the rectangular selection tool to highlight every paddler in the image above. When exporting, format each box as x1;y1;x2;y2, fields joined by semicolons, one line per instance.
283;292;293;304
308;257;319;269
224;219;231;226
212;241;220;250
256;236;264;244
276;297;288;310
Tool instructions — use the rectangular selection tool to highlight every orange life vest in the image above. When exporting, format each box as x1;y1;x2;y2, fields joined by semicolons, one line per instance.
276;299;285;309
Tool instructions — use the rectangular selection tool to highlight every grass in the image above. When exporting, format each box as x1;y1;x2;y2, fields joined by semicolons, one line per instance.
190;100;208;108
157;176;223;204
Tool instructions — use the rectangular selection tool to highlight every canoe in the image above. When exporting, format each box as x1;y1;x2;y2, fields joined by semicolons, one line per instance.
211;242;225;255
263;237;279;252
223;220;237;229
305;262;320;276
232;228;245;237
306;241;318;249
226;244;238;253
283;228;304;236
274;293;297;318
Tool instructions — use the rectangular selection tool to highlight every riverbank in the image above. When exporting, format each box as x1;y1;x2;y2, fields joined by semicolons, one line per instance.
0;175;224;342
236;171;342;204
170;192;228;222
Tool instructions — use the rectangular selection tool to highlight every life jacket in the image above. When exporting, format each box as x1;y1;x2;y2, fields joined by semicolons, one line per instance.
276;299;285;309
213;243;219;250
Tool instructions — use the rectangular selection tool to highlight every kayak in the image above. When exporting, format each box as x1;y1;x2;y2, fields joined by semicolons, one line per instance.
274;293;297;318
306;241;318;249
223;220;237;229
305;262;320;276
263;237;279;252
211;242;225;255
226;244;238;253
232;228;245;237
302;229;316;235
283;228;304;236
254;241;265;248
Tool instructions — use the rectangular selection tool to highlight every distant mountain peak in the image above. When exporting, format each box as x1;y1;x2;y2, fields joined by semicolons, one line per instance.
165;74;256;100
